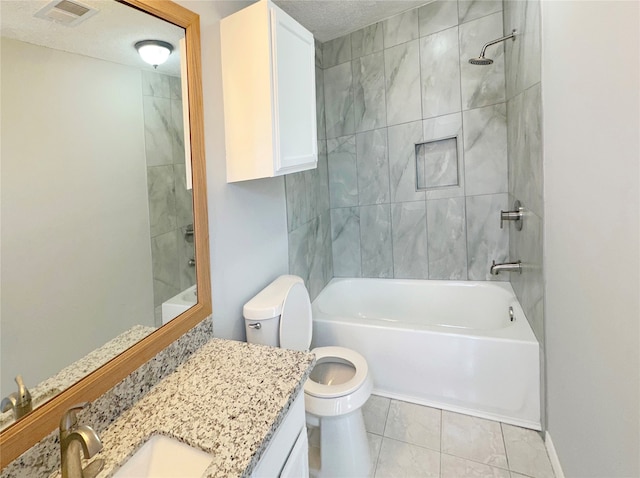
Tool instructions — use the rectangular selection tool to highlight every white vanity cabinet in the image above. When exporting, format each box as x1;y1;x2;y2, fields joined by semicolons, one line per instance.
251;390;308;478
221;0;317;183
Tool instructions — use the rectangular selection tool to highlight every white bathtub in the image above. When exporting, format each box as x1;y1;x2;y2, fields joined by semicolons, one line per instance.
311;278;541;430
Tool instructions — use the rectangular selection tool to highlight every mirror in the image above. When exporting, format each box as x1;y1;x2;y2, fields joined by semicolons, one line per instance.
0;0;211;466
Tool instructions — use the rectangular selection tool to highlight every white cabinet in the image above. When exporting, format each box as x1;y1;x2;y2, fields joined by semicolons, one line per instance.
221;0;317;183
251;390;308;478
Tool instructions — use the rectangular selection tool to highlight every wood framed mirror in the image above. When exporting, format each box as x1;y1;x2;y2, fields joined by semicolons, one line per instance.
0;0;210;467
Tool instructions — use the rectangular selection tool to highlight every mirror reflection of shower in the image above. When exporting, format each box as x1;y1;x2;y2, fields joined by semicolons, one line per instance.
469;29;517;65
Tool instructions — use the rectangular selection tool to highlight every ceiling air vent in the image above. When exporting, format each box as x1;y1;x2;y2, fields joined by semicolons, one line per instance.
34;0;98;27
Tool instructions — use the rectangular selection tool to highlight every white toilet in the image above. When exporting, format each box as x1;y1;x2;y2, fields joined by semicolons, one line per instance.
244;275;373;478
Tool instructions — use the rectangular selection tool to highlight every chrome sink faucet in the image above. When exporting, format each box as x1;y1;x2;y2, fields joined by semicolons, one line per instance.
60;403;104;478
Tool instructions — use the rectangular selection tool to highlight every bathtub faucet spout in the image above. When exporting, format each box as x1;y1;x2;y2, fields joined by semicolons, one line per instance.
490;260;522;275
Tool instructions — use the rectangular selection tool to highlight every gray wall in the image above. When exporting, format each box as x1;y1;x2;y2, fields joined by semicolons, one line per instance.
316;1;513;281
502;0;544;425
542;1;639;475
141;71;196;324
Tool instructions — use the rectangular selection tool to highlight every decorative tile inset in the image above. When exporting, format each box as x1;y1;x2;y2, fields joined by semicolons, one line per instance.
416;137;459;190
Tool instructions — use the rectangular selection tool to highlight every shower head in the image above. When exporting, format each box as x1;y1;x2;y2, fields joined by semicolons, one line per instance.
468;29;517;66
469;56;493;66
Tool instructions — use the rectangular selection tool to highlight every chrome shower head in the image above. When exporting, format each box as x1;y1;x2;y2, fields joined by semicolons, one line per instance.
468;29;517;66
468;56;493;66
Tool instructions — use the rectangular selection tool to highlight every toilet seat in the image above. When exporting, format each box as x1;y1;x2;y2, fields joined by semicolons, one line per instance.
305;346;369;398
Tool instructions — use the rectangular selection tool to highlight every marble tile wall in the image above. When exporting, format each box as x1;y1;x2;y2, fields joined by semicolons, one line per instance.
320;1;511;281
503;0;544;427
286;41;333;301
142;71;195;324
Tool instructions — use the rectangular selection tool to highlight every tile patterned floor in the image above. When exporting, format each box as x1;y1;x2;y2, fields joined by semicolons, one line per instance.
309;395;555;478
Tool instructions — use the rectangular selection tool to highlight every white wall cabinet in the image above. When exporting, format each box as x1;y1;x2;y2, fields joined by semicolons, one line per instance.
221;0;317;183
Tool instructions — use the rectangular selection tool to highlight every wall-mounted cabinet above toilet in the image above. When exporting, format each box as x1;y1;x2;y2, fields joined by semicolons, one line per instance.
221;0;317;183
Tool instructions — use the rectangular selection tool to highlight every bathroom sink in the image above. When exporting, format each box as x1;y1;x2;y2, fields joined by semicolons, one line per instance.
113;435;212;478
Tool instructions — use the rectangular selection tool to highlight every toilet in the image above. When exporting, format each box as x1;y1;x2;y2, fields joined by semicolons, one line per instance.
244;275;373;478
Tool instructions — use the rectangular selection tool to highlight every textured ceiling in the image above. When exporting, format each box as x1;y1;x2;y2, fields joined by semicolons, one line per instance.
1;0;433;75
275;1;432;42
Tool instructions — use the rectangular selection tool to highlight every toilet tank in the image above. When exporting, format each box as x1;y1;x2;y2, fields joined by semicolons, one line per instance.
243;275;305;347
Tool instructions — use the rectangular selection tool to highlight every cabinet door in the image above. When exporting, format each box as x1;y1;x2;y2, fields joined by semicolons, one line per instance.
280;429;309;478
270;4;317;175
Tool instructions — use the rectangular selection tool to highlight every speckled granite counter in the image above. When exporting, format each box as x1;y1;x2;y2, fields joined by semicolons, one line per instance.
85;339;314;478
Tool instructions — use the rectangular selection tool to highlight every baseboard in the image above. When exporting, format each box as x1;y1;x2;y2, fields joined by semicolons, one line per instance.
545;431;565;478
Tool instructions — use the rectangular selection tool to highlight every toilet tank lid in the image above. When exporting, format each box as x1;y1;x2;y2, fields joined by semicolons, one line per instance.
243;275;305;320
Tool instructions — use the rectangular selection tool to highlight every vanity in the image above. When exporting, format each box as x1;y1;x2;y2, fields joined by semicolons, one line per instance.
72;339;314;478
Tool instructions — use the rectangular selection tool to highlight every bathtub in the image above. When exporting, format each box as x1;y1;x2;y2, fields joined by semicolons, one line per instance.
311;278;541;430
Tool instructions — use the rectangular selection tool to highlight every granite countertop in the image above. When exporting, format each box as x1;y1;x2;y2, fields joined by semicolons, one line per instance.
86;339;315;478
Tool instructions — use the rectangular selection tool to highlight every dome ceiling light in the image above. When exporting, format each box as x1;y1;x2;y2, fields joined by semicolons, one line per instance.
135;40;173;68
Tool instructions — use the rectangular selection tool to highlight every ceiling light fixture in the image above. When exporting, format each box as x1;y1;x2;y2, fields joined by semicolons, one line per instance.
135;40;173;68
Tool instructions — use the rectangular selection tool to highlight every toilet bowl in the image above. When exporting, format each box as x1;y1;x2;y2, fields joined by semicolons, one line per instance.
243;275;372;478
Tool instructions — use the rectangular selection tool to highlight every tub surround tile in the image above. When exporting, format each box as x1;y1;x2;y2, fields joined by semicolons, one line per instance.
502;424;555;478
419;1;459;37
151;230;181;306
504;0;541;100
466;193;510;281
170;99;185;165
384;401;441;451
427;197;468;280
441;454;510;478
463;103;508;196
353;52;387;133
2;320;213;478
315;39;323;68
351;22;384;59
356;128;390;205
331;207;362;277
324;62;355;139
143;96;174;166
323;34;351;68
375;437;440;478
507;83;543;218
328;135;358;208
442;411;508;469
384;40;422;127
458;0;503;24
388;120;425;203
316;67;326;140
363;395;392;435
169;75;182;100
147;165;177;237
317;140;331;214
177;228;196;291
391;201;429;279
360;204;393;278
142;70;171;98
383;9;419;48
420;27;462;119
459;13;506;110
285;171;309;232
174;163;193;227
